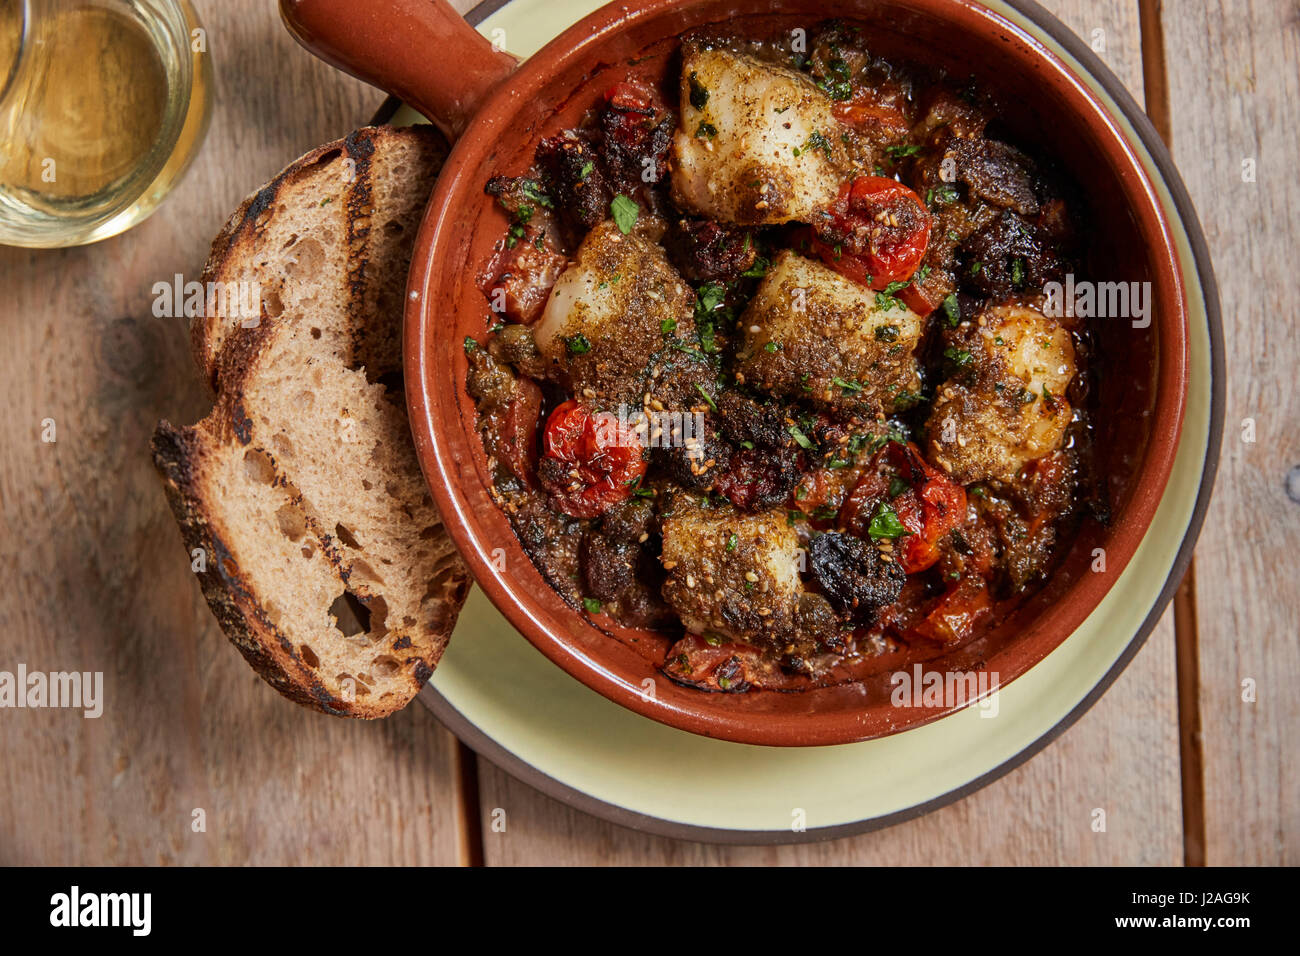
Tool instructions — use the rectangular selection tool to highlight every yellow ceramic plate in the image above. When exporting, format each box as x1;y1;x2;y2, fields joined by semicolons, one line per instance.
398;0;1223;842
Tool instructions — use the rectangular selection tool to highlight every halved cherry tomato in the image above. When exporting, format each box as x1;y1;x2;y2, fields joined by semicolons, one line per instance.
809;176;931;289
539;400;647;519
907;576;992;646
839;441;967;574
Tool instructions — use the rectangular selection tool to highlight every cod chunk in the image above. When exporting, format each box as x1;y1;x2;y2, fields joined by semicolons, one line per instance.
925;303;1076;483
535;220;696;407
670;45;852;225
659;496;802;647
734;250;925;415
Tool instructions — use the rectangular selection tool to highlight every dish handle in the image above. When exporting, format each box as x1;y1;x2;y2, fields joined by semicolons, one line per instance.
279;0;517;138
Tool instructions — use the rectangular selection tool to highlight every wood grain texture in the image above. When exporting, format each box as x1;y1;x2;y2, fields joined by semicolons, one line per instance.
474;0;1186;865
0;0;469;865
1159;0;1300;865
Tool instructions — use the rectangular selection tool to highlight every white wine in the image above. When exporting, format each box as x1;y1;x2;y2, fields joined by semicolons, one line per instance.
0;0;210;247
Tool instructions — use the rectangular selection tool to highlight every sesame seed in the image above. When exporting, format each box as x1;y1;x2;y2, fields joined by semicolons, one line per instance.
744;571;759;582
686;574;696;588
638;533;649;543
662;560;677;570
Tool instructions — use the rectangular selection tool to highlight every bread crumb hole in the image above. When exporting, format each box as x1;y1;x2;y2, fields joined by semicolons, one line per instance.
263;289;283;317
361;478;372;490
383;219;404;237
334;523;362;549
272;433;293;457
330;590;370;637
300;644;319;668
275;503;306;541
372;655;400;676
242;449;275;484
310;327;321;339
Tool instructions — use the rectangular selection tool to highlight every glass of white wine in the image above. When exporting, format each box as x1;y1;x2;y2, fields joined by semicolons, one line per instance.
0;0;210;247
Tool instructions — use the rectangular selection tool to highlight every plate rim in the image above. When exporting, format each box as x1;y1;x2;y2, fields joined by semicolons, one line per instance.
401;0;1225;845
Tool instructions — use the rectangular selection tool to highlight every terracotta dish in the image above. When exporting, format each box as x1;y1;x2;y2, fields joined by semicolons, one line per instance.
281;0;1187;746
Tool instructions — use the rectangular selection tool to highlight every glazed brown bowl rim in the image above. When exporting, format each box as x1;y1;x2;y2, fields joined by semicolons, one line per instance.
405;0;1189;747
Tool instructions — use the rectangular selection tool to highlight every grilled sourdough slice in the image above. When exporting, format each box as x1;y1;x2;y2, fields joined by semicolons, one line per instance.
153;125;469;718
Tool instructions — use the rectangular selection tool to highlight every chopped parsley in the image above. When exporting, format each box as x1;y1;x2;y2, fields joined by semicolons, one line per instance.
815;54;853;100
888;476;910;498
740;256;769;279
520;180;553;208
688;72;709;109
788;424;815;449
660;317;677;335
867;501;909;541
832;376;863;392
695;121;718;139
942;294;961;327
875;324;900;342
462;336;478;354
582;597;601;614
794;130;834;160
875;280;910;312
695;383;718;411
885;143;922;159
565;333;591;354
610;194;638;234
764;341;781;353
726;533;737;551
579;161;594;180
944;346;973;368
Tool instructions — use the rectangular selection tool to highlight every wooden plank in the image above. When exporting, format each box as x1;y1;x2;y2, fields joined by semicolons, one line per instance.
1159;0;1300;865
0;0;469;865
476;0;1185;865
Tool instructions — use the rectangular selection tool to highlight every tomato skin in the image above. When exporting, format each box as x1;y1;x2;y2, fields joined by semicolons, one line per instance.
604;79;654;113
837;441;967;574
907;577;992;646
809;177;931;289
831;99;910;134
539;400;647;519
900;282;942;315
492;378;543;489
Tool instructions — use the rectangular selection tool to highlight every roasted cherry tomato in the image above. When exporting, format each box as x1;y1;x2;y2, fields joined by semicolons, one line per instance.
539;400;647;519
839;441;967;574
808;176;931;289
907;576;992;646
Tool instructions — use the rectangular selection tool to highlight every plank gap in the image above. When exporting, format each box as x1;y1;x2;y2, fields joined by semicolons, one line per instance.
455;741;486;866
1173;568;1207;866
1140;0;1204;868
1137;0;1172;142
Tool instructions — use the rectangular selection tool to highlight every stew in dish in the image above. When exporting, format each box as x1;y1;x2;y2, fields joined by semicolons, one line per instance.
466;21;1104;692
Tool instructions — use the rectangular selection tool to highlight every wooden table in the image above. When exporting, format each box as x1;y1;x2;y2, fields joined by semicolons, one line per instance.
0;0;1293;866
